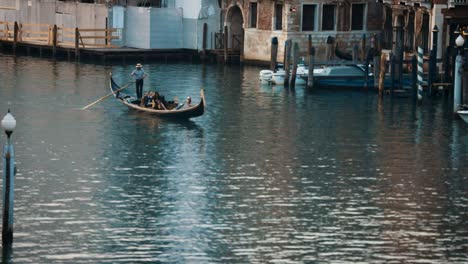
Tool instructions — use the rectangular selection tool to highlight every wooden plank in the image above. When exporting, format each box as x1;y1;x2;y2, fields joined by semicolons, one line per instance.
81;43;116;47
21;37;48;41
60;33;75;39
20;30;49;35
79;28;116;32
58;27;75;32
59;41;75;46
79;35;118;39
20;23;50;27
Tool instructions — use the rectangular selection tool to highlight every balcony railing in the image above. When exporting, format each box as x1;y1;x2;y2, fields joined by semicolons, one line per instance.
449;0;468;8
380;1;431;7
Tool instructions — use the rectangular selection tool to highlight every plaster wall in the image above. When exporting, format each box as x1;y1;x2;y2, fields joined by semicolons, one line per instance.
125;7;150;48
149;7;183;48
175;0;201;19
179;15;220;50
56;2;108;29
243;29;380;62
432;4;445;59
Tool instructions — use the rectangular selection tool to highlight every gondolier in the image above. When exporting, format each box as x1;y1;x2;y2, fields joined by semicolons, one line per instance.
130;63;147;99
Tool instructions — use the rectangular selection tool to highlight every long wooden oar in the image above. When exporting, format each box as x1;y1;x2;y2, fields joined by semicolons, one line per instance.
81;81;133;110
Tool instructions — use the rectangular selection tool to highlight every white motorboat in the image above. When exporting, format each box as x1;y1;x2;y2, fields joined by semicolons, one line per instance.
259;64;308;85
259;69;273;83
457;110;468;123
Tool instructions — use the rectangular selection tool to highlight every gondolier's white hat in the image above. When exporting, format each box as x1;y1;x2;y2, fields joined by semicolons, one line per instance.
136;63;142;68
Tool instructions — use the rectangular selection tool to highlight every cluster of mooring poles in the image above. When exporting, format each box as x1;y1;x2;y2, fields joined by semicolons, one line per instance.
1;109;16;250
269;36;313;90
268;26;468;116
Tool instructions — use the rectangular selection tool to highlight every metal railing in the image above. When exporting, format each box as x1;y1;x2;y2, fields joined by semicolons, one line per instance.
449;0;468;8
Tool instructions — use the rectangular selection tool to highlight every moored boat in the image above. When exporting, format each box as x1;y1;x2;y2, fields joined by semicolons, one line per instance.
109;74;205;119
311;65;373;88
458;111;468;123
457;106;468;123
259;64;308;85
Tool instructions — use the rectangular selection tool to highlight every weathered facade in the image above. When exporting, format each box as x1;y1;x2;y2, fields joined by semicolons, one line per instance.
0;0;222;50
220;0;383;62
109;0;221;49
380;0;468;60
220;0;468;63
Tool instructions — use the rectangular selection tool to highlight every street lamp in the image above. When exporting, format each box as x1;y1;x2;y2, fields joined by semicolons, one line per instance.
1;109;16;144
1;109;16;245
454;30;465;113
455;34;465;53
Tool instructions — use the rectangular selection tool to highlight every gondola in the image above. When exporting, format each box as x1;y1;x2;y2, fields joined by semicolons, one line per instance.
109;74;205;119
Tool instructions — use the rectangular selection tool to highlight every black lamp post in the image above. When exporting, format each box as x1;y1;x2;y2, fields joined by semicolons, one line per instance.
454;31;465;112
1;109;16;245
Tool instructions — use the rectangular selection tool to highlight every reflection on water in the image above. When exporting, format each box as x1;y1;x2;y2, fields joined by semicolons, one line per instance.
0;56;467;263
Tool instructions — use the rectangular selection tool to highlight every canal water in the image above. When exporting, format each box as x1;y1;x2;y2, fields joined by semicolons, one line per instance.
0;55;467;263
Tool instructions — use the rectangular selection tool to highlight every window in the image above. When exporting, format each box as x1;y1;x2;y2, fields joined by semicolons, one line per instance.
322;4;335;31
302;4;316;31
275;4;283;30
250;2;257;28
351;3;366;31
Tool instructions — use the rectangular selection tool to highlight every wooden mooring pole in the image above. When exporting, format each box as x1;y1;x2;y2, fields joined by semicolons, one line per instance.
52;25;57;57
390;53;395;97
202;23;207;61
284;39;292;88
307;47;315;89
428;26;439;97
361;33;366;62
290;42;299;89
270;37;278;71
13;22;18;54
373;33;382;89
75;27;80;60
223;25;228;64
378;53;386;97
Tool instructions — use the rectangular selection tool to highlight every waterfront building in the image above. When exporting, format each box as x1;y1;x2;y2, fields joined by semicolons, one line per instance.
107;0;221;50
219;0;468;63
0;0;221;51
220;0;383;62
380;0;468;61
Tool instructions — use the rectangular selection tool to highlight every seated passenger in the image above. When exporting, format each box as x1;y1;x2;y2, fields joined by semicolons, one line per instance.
145;92;155;108
140;92;149;106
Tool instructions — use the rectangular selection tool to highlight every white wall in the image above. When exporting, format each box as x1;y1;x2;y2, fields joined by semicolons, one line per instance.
175;0;201;19
431;4;445;60
0;0;106;28
126;7;150;48
150;7;183;48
